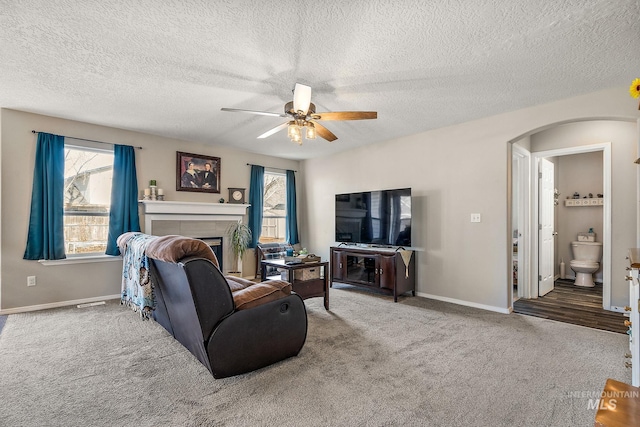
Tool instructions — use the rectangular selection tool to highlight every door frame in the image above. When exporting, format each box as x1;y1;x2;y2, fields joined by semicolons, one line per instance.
530;142;612;308
512;144;530;299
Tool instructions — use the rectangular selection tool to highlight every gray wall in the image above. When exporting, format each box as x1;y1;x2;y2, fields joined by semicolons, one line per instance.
0;109;299;311
300;87;638;312
2;87;637;313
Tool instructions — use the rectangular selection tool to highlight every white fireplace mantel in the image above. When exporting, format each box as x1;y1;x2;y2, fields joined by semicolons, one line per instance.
139;200;250;235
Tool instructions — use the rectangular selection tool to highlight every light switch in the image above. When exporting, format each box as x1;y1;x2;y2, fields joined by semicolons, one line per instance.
470;213;481;223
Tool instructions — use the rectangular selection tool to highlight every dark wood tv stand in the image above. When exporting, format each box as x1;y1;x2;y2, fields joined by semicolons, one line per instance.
330;246;415;302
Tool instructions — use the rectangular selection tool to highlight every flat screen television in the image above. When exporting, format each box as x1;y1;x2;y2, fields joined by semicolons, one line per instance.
335;188;411;247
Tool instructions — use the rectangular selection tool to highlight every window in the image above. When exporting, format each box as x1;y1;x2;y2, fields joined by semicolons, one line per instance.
259;171;286;243
64;145;114;255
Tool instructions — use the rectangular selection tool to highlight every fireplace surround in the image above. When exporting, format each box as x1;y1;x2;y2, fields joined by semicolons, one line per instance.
138;200;250;274
198;237;223;271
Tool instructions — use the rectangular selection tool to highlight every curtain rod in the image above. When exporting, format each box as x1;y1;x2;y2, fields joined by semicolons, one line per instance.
31;130;143;149
246;163;296;173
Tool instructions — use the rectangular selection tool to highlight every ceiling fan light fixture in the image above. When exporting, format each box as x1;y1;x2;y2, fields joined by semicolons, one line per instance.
305;122;316;139
287;122;300;139
221;83;376;144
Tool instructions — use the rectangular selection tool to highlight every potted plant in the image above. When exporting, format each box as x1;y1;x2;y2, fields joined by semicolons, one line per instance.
227;220;252;277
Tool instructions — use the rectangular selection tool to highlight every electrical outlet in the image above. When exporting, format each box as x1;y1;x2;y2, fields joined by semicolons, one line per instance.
470;213;481;223
27;276;36;287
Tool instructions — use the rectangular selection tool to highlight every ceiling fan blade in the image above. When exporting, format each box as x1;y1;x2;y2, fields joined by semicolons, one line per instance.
312;121;338;142
257;122;289;139
311;111;377;121
293;83;312;115
221;107;287;118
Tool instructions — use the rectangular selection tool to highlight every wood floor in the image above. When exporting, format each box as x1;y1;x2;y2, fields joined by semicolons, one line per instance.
513;279;627;334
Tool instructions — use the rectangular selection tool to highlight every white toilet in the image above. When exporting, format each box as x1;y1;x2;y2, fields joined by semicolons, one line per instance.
569;241;603;287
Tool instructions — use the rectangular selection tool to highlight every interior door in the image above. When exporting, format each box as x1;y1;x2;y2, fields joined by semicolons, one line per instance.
538;158;555;296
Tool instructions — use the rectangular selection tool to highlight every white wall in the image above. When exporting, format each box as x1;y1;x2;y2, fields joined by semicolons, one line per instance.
530;120;637;306
0;109;299;311
300;87;639;312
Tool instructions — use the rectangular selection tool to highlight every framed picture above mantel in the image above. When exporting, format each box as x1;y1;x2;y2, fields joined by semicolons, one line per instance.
176;151;221;193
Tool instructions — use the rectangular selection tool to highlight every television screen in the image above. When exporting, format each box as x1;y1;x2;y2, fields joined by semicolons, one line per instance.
335;188;411;247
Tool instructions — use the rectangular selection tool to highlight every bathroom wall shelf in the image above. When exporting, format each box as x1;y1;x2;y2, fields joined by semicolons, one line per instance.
564;198;603;207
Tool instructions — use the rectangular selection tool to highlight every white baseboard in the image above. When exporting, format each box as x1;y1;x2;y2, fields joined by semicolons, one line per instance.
0;294;120;315
416;292;511;314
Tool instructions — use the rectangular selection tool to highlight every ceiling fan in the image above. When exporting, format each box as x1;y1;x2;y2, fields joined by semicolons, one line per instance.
221;83;377;144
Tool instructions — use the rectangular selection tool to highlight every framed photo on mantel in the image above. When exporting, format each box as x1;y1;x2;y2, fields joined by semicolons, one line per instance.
176;151;221;193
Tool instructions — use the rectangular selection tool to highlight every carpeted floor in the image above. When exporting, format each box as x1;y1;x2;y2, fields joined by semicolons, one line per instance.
0;288;630;427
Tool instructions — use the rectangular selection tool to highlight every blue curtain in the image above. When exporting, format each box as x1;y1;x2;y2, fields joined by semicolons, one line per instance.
248;165;264;248
23;133;66;260
285;169;299;244
105;145;141;255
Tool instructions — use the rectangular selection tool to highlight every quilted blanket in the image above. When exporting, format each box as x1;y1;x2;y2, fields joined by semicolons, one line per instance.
117;232;222;319
117;232;158;319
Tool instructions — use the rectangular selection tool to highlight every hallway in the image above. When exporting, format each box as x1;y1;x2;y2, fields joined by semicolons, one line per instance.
513;279;626;334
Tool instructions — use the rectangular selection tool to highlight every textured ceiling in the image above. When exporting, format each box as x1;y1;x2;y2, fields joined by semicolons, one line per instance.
0;0;639;159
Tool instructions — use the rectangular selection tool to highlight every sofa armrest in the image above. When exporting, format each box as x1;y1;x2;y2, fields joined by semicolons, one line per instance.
232;280;292;310
224;275;256;292
172;258;236;338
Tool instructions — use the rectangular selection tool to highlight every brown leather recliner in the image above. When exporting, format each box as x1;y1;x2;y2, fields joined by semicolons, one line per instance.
117;232;308;379
149;256;308;378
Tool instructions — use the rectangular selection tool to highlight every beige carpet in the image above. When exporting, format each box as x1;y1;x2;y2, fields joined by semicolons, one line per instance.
0;287;630;426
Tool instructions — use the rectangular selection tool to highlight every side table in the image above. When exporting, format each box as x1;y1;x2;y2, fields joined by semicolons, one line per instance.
261;259;329;310
594;378;640;426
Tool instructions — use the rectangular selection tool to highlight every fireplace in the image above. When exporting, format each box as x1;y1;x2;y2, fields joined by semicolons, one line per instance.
138;200;250;274
198;237;223;271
